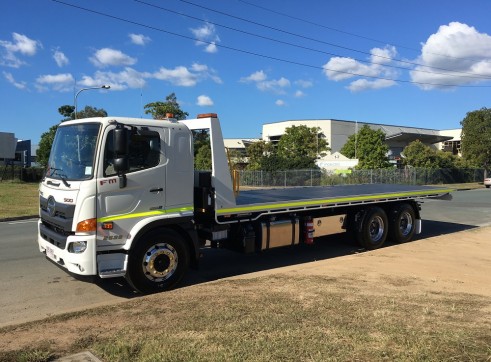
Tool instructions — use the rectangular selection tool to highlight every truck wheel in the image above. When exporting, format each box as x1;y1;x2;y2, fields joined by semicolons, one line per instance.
346;211;364;247
356;207;388;250
389;203;416;243
126;228;189;294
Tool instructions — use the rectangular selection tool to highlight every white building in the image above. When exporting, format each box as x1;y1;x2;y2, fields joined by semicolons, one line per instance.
439;129;462;156
261;119;454;164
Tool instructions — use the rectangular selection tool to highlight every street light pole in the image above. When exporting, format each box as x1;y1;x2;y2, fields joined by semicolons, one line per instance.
74;85;110;119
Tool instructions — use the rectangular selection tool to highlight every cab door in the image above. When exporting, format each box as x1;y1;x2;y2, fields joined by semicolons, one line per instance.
96;125;168;247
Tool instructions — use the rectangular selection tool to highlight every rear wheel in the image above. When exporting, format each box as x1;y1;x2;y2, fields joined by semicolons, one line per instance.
389;203;416;243
356;207;388;250
126;228;189;293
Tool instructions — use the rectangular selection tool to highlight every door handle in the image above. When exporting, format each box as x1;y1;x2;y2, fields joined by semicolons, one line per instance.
150;188;163;193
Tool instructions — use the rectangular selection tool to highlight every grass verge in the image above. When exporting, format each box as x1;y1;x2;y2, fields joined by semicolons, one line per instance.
0;181;38;219
0;274;490;362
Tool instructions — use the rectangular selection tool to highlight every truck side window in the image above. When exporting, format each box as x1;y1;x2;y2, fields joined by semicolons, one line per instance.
104;129;161;177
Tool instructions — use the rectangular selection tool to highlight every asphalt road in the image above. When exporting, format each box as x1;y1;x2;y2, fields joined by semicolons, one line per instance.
0;188;490;327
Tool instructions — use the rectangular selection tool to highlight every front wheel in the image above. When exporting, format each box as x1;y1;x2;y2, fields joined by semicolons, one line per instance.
126;228;189;293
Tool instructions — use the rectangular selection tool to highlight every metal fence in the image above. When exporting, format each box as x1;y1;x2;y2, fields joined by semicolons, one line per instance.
238;168;485;188
0;166;44;183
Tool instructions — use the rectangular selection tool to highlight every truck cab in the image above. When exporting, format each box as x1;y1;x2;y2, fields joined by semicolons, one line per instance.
38;116;198;291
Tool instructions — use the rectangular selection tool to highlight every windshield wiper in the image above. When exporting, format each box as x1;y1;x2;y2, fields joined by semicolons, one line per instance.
59;176;71;188
47;167;71;188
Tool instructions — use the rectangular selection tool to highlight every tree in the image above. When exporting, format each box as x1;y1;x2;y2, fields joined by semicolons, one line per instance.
276;125;329;169
194;143;212;170
402;140;436;168
461;108;491;175
36;125;58;167
144;92;189;120
246;126;329;171
191;130;212;170
36;105;107;167
340;125;390;169
246;140;274;170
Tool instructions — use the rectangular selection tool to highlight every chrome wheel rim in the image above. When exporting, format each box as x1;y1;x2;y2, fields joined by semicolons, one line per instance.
399;211;413;237
142;243;178;282
369;216;385;242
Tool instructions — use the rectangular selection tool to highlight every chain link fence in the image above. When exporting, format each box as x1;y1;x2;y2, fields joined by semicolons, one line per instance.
238;168;485;188
0;166;44;183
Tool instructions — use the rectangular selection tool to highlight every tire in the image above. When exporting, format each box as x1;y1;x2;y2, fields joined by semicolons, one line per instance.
126;228;189;294
345;211;364;247
486;185;490;189
356;207;388;250
389;203;416;243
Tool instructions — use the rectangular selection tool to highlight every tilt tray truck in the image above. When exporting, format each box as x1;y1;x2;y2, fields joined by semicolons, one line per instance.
38;113;452;293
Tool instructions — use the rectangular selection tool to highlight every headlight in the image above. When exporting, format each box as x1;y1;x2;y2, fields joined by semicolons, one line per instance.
68;241;87;253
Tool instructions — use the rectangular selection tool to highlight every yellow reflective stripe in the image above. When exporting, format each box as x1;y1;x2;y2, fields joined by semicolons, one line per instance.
98;206;193;223
217;189;452;215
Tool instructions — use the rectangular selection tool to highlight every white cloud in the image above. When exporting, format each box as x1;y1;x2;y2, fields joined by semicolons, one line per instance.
370;46;397;64
275;99;286;106
77;63;221;90
153;64;221;87
240;70;290;94
410;22;491;89
240;70;267;83
0;33;41;68
153;66;199;87
347;78;396;92
322;45;399;92
129;33;151;46
323;56;382;81
190;23;220;53
53;49;69;67
89;48;137;68
294;90;305;97
205;42;218;53
191;63;208;72
295;79;313;88
3;71;27;90
79;67;146;91
36;73;74;92
197;95;214;106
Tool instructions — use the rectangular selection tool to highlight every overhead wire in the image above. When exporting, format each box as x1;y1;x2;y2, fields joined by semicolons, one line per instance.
237;0;483;62
50;0;491;88
135;0;490;81
171;0;491;79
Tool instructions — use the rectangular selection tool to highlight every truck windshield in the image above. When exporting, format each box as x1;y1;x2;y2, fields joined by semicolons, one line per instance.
46;123;101;181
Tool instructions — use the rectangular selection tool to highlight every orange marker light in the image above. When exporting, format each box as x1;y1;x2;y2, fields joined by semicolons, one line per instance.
76;218;97;232
197;113;218;119
102;222;114;230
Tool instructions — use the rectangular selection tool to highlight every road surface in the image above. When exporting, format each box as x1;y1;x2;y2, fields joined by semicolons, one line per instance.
0;188;490;327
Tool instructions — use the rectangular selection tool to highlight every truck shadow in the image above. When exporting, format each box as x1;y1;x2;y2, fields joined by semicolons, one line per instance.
93;219;478;297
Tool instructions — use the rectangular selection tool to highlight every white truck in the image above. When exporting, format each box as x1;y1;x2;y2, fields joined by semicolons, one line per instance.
38;113;452;293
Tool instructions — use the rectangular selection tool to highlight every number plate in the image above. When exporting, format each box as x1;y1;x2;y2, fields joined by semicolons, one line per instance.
46;246;55;260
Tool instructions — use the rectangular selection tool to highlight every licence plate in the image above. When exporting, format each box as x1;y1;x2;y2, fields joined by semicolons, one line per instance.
46;246;55;260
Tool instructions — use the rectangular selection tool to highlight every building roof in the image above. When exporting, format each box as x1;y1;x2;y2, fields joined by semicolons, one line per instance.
385;132;453;144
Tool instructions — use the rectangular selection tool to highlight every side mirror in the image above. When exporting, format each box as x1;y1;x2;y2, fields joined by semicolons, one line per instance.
113;156;129;173
113;126;129;188
113;126;128;155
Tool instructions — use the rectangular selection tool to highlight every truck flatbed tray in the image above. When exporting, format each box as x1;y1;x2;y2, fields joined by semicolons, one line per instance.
217;184;452;216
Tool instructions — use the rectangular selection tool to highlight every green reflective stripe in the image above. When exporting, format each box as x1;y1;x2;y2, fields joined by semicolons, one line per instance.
98;206;193;223
217;189;452;215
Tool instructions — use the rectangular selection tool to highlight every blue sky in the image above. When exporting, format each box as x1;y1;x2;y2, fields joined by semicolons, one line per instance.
1;0;491;144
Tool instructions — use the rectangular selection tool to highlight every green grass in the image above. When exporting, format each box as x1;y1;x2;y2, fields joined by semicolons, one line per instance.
0;181;39;219
1;275;490;362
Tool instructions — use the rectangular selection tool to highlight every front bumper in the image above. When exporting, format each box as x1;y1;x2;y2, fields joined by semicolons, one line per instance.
38;220;97;276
